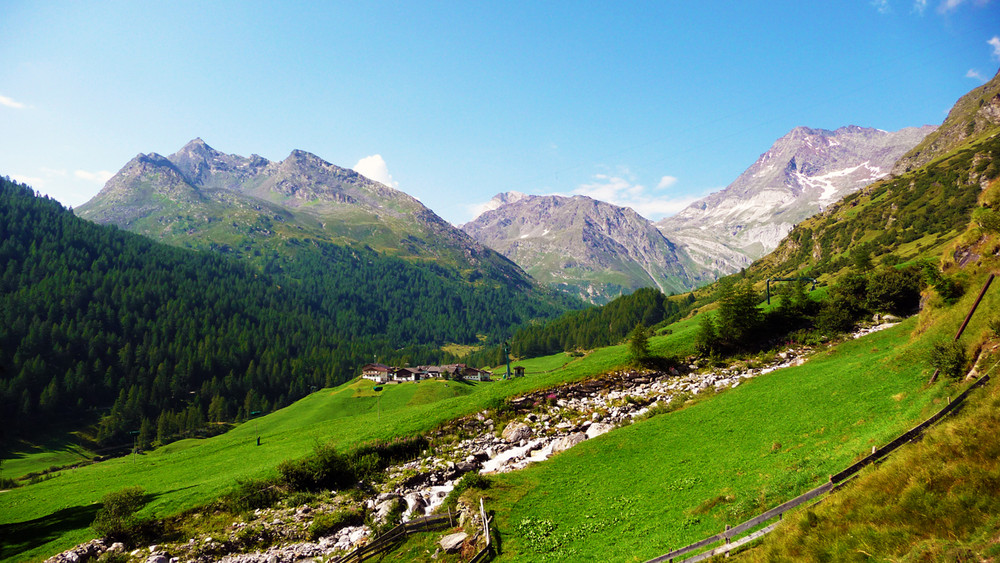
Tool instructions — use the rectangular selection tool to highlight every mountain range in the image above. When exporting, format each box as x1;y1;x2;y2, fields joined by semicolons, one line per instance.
462;194;707;303
461;125;932;301
76;138;530;287
655;124;935;268
80;122;934;307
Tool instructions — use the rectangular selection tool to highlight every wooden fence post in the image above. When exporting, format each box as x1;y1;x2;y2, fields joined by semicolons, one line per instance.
480;498;490;547
930;273;995;383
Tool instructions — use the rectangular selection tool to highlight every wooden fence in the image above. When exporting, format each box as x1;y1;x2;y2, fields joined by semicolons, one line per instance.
332;499;496;563
331;511;454;563
466;498;495;563
644;373;992;563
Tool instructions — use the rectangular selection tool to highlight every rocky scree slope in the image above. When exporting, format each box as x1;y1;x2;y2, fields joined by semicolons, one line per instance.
657;125;934;273
462;194;708;304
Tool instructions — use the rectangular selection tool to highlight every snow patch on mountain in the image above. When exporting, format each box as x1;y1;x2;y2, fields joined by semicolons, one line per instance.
656;124;935;272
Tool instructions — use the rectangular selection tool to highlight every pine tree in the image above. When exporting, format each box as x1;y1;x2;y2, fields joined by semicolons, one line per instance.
628;323;651;365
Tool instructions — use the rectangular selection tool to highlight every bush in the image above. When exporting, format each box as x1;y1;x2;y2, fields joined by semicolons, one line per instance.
308;507;365;540
973;207;1000;234
988;315;1000;338
222;478;282;513
815;300;857;335
866;266;922;316
91;486;151;544
232;523;277;550
278;442;353;491
695;313;719;356
441;472;493;512
628;323;651;365
928;340;968;379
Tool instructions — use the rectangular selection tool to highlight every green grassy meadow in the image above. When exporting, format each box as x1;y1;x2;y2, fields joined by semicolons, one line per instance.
4;284;991;563
483;318;963;562
2;434;96;482
0;317;703;562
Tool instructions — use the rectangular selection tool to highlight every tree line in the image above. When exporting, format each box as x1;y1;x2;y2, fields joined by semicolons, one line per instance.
0;177;570;450
465;287;693;366
696;265;925;356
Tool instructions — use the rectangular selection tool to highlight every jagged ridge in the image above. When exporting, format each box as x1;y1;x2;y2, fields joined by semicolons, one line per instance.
462;193;707;303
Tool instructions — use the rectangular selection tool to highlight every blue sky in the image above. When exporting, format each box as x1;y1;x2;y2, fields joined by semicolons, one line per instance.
1;1;998;225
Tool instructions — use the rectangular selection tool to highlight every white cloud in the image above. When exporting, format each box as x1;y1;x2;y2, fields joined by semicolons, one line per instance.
465;200;504;222
10;174;44;187
0;94;27;109
74;169;114;185
352;154;399;188
657;175;678;189
990;36;1000;60
967;68;988;82
571;172;698;220
936;0;996;13
872;0;892;13
913;0;928;13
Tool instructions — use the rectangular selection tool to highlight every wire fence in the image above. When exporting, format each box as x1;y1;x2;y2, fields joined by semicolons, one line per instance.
644;373;993;563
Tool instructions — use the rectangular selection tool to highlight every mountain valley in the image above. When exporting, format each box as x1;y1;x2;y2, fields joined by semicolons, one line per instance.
4;67;1000;563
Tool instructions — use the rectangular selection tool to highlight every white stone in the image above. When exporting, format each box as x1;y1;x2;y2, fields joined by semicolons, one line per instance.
439;532;468;552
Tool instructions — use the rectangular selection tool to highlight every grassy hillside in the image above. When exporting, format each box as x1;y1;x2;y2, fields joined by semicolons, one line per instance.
731;362;1000;562
753;130;999;282
0;317;703;562
478;316;966;561
0;175;583;476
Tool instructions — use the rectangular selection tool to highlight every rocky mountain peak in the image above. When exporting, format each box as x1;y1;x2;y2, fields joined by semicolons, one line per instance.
76;139;535;289
656;124;933;274
463;193;704;303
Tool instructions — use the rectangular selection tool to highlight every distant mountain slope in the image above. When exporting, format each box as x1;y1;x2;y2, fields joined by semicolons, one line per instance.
748;72;1000;281
752;129;999;282
0;176;387;446
462;194;707;303
656;125;934;273
76;138;530;287
1;173;581;449
892;68;1000;175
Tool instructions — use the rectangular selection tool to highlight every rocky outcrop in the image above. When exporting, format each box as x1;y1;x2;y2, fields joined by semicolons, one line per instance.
438;531;468;552
501;421;532;443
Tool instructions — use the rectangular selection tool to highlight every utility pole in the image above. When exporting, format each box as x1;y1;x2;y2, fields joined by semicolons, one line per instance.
373;386;383;419
250;410;262;445
503;340;511;380
129;430;139;464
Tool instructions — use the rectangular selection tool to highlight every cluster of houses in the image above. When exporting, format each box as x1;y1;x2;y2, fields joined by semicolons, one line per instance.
360;363;497;384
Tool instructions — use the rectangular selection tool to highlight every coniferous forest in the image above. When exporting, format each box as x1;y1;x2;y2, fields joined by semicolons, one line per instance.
0;177;571;450
465;287;690;366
